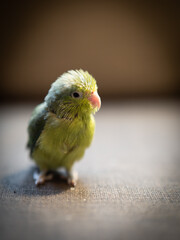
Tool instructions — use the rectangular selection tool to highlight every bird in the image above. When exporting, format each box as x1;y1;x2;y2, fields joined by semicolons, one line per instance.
27;69;101;186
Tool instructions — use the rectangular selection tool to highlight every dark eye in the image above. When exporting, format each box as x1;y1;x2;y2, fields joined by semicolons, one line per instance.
72;92;81;98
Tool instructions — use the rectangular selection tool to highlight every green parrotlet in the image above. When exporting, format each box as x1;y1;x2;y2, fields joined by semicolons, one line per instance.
27;69;101;186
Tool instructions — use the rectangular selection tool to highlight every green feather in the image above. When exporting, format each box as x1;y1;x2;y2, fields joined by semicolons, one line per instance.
27;102;47;155
27;69;100;172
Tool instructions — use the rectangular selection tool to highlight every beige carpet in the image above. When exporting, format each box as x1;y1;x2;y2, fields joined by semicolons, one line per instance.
0;100;180;240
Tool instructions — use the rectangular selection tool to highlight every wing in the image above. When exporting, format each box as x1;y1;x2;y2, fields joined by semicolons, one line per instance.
27;102;48;156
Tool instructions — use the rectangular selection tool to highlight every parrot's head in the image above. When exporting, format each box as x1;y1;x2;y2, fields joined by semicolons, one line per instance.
45;69;101;119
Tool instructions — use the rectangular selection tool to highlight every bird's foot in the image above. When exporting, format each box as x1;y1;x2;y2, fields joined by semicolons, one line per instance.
33;170;53;186
67;170;78;187
58;169;78;187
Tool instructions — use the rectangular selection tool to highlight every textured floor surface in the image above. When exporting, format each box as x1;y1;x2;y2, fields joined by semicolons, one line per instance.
0;100;180;240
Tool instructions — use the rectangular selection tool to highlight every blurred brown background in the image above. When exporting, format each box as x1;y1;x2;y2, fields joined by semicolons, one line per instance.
1;0;180;101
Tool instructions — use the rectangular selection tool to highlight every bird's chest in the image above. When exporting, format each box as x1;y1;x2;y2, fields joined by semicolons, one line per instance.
39;114;95;153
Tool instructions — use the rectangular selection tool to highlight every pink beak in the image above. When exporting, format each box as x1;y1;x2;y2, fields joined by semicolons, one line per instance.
88;91;101;110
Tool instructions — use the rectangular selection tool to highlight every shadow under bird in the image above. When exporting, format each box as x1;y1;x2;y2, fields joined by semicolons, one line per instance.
27;69;101;186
